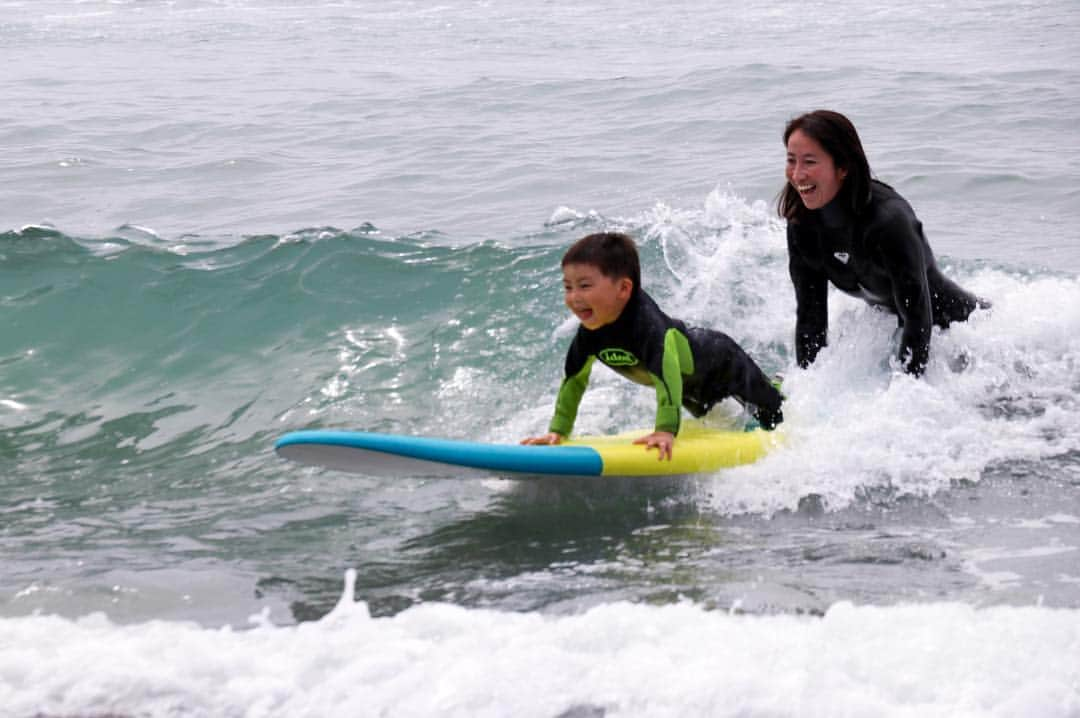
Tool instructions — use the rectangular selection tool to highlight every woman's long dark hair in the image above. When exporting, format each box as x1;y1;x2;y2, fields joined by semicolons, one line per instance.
777;110;873;222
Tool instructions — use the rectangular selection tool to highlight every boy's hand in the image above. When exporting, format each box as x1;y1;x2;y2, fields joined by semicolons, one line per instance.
633;431;675;461
521;432;564;446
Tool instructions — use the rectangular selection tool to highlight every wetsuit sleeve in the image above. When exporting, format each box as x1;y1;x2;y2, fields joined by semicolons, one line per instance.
652;329;691;435
787;224;829;367
877;215;933;376
549;354;594;437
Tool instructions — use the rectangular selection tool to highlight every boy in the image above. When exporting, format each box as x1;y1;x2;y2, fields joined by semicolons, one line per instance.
522;232;784;460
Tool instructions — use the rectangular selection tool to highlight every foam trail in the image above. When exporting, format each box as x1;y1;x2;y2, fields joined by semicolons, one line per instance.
2;581;1077;717
625;191;1080;515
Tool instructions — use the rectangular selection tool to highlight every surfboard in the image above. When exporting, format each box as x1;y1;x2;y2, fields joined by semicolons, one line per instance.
274;421;778;478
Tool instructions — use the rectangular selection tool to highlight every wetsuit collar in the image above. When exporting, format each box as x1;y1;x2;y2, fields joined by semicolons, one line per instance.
819;195;850;229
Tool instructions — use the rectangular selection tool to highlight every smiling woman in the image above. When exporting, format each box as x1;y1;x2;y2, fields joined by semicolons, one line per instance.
778;109;988;376
785;129;850;210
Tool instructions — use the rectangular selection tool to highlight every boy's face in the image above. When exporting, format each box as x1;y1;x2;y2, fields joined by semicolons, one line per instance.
562;262;633;330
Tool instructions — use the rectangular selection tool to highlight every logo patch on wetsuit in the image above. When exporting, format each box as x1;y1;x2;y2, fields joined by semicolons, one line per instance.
833;252;850;264
598;348;638;366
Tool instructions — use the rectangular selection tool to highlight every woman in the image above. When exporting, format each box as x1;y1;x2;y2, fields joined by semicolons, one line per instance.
779;109;986;376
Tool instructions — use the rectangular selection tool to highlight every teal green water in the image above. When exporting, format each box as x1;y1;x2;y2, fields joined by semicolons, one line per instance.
5;216;1080;629
6;223;723;622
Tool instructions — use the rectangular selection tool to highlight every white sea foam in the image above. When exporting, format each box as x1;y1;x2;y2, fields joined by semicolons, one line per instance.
622;191;1080;515
2;573;1077;718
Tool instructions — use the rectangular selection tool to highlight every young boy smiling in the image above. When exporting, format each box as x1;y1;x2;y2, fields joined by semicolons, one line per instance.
523;232;783;460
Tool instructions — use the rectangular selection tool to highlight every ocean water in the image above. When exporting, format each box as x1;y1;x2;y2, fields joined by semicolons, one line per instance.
2;1;1080;716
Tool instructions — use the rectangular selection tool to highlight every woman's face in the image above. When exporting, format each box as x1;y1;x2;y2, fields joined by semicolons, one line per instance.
786;129;847;210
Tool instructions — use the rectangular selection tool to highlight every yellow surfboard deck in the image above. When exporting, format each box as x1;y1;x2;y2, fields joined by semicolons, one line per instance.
563;422;778;476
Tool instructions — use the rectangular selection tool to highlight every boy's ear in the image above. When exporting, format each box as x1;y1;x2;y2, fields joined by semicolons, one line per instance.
617;277;634;298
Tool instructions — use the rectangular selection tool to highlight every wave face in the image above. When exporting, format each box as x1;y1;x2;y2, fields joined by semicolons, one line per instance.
4;196;1079;628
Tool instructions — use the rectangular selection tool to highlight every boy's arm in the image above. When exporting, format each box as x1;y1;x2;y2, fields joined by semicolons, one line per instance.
650;329;690;435
639;331;686;460
548;355;594;437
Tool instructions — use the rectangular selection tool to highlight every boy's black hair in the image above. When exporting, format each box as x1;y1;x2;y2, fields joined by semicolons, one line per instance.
561;232;641;292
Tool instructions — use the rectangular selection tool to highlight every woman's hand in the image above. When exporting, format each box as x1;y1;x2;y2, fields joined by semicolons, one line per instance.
521;432;564;446
633;431;675;461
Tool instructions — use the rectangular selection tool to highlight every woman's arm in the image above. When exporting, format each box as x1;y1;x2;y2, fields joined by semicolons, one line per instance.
788;225;829;367
877;212;933;375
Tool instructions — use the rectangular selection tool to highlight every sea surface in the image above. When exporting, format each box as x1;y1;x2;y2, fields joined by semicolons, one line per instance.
2;1;1080;716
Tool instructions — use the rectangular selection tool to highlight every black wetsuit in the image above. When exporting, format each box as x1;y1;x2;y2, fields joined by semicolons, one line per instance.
787;180;984;376
548;289;783;436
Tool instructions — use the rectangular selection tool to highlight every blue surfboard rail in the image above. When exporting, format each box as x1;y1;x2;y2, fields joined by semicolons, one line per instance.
275;430;604;476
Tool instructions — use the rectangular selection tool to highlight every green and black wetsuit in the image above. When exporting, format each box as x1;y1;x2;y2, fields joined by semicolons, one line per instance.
549;289;783;437
788;180;986;376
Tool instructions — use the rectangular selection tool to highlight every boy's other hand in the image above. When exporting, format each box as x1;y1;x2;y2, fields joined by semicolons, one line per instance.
633;431;675;461
521;432;564;446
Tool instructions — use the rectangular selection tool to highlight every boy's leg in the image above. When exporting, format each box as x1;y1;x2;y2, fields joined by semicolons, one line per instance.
686;329;784;429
